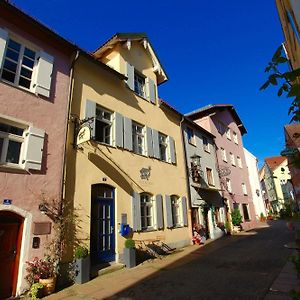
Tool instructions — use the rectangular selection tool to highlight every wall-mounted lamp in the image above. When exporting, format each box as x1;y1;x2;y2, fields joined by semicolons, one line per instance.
189;154;203;182
38;203;48;214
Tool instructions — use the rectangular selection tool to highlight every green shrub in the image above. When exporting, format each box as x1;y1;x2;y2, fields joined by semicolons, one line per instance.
74;245;89;259
124;238;135;249
29;282;44;300
225;221;231;233
231;208;243;226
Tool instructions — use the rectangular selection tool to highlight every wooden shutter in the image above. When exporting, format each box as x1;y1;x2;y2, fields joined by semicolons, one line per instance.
114;112;123;147
181;196;188;226
168;136;176;164
0;28;8;69
132;192;141;231
152;129;160;159
34;51;54;98
145;77;156;104
85;100;96;139
146;127;154;157
123;117;132;150
22;127;45;171
164;195;173;228
155;194;164;230
125;62;134;91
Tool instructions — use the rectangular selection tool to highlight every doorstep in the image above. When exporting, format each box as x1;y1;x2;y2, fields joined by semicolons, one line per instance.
91;262;125;277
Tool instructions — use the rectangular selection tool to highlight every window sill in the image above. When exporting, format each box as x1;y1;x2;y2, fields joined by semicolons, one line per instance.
132;90;156;105
1;79;37;97
141;227;157;232
188;141;196;147
0;164;28;174
204;149;210;154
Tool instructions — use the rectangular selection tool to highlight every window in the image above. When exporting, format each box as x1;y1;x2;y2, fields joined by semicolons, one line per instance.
187;127;195;145
242;204;250;221
230;152;235;166
134;72;145;98
226;127;231;140
202;136;210;152
159;133;168;162
221;147;227;162
95;106;112;144
233;131;238;144
1;38;36;90
218;121;226;134
242;183;247;195
132;122;145;155
171;195;181;227
226;178;232;193
237;156;242;168
140;193;154;230
206;168;214;186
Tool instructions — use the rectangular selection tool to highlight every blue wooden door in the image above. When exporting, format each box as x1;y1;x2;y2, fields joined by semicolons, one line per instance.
91;185;115;264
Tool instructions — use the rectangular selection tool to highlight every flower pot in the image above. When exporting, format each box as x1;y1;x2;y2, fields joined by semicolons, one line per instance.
75;255;90;284
123;248;136;268
39;277;56;295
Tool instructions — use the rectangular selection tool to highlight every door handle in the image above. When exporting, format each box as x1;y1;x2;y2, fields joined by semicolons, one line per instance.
11;246;17;258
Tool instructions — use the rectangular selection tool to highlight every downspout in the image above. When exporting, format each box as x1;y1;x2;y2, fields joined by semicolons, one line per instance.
180;116;193;241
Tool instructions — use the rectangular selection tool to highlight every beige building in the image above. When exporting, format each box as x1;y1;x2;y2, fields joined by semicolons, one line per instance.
65;33;191;267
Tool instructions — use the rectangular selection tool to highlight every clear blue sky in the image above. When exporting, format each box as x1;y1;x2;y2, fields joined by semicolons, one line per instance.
12;0;291;167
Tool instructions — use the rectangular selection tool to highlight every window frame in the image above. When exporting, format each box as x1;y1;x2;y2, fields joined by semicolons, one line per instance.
206;167;215;186
134;70;146;98
132;121;145;155
237;156;242;168
202;136;210;152
159;132;168;162
242;183;248;195
233;131;238;144
95;106;113;145
140;193;154;231
186;127;195;146
226;178;232;193
242;204;250;221
171;195;182;228
226;127;231;140
221;147;227;162
230;152;235;166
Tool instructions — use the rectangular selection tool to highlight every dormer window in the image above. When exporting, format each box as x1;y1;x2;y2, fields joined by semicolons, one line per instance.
134;71;145;98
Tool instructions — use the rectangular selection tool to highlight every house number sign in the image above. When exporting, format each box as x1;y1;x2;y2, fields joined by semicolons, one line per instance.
140;167;151;180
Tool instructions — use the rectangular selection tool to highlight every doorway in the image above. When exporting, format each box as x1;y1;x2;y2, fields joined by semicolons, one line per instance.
90;184;115;265
0;211;24;299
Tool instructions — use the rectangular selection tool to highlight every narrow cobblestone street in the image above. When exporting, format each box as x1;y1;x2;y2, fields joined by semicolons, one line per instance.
44;220;298;300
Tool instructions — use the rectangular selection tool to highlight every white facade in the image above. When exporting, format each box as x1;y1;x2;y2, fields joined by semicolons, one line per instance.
244;148;266;219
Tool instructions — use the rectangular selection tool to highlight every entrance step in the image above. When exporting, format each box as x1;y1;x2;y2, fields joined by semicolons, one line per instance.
91;262;125;278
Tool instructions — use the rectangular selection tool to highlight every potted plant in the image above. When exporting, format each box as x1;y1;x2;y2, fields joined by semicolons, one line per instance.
74;245;90;284
123;238;136;268
29;282;44;300
231;208;243;233
225;221;232;235
260;213;266;222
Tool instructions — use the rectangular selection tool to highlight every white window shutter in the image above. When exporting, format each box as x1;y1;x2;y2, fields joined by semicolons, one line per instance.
168;136;176;164
132;192;141;231
114;112;123;147
164;195;173;228
155;194;164;230
85;100;96;139
0;28;8;69
181;196;188;226
34;51;54;98
123;117;132;151
146;127;154;157
145;77;156;104
125;62;134;91
22;127;45;171
152;129;160;159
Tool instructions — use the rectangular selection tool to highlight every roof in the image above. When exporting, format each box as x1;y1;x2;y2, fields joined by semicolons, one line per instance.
265;156;287;171
185;104;247;135
92;33;168;85
284;123;300;147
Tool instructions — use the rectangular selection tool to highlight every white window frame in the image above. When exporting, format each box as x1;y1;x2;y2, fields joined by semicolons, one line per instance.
202;136;210;152
159;132;168;162
237;156;242;168
206;167;215;186
132;122;145;155
230;152;235;166
226;178;232;193
134;71;145;98
226;127;231;140
221;147;227;162
140;193;154;231
95;106;113;145
171;195;182;227
1;36;38;92
233;131;238;144
187;127;195;145
242;183;247;195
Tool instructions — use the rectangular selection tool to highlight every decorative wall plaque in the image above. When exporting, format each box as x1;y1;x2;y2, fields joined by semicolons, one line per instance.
140;167;151;180
33;222;52;235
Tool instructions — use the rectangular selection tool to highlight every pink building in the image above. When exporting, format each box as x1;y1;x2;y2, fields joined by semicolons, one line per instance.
0;2;75;297
186;104;256;230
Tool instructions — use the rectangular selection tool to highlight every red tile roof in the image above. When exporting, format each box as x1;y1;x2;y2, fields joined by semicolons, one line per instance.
265;156;287;171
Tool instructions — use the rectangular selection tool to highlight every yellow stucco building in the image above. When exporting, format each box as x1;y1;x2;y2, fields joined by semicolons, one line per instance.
65;33;191;266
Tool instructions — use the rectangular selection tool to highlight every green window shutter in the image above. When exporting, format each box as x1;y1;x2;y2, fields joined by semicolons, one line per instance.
181;196;188;226
132;192;141;231
34;51;54;98
126;62;134;91
123;117;132;150
0;28;8;70
152;129;160;159
164;195;173;228
146;77;156;104
114;112;123;147
22;127;45;171
85;100;96;139
146;127;154;157
155;194;164;230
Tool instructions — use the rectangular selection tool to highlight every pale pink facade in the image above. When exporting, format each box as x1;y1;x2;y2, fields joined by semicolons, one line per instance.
0;2;74;296
186;105;257;230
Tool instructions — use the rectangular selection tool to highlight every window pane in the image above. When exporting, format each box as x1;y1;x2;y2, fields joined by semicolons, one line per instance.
24;47;35;59
0;138;3;160
18;77;31;89
6;48;19;61
6;140;21;164
22;56;34;69
1;69;15;83
8;39;21;52
0;124;23;136
3;59;17;73
20;67;32;79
